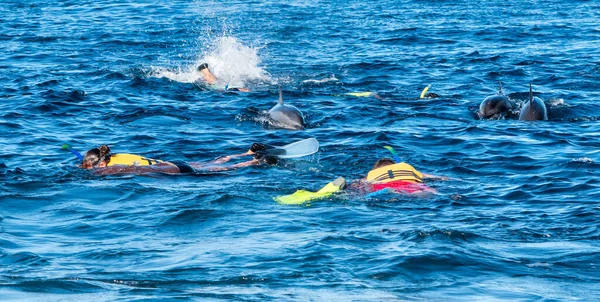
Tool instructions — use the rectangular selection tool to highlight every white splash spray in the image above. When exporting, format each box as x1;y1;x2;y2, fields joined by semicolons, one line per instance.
200;37;271;87
302;75;339;84
152;36;271;88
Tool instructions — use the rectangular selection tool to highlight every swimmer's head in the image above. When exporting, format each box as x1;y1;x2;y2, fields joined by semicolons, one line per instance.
372;158;395;170
82;145;111;169
250;142;276;153
250;143;267;152
197;63;209;72
253;151;279;166
262;155;278;165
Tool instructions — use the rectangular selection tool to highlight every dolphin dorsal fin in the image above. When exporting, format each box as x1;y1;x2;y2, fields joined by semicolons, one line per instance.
278;86;284;105
529;83;533;104
498;81;503;95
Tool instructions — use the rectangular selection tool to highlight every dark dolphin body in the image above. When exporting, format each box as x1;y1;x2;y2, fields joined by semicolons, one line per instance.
478;95;513;119
267;88;306;130
478;83;513;119
519;84;548;121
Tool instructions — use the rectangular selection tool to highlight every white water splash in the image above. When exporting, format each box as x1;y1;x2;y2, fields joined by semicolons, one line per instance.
201;37;271;87
572;157;594;163
151;66;199;84
302;75;339;84
151;36;271;88
548;98;565;106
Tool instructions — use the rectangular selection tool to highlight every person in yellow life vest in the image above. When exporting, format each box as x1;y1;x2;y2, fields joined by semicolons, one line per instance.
273;156;445;205
80;144;278;175
351;158;444;195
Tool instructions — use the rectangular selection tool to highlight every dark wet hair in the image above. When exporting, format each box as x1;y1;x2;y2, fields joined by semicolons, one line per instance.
372;158;395;170
263;155;279;165
82;145;111;168
253;151;279;165
250;143;276;152
197;63;209;72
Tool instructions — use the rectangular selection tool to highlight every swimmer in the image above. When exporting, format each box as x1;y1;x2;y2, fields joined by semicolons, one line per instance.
274;156;445;204
197;63;251;92
349;157;443;196
80;144;278;175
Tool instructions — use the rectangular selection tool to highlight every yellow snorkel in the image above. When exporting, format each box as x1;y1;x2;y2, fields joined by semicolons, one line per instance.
383;146;401;163
420;84;431;99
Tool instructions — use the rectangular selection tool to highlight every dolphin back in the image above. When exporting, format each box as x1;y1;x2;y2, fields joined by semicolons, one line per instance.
518;97;548;120
529;83;533;105
268;105;305;130
479;95;512;119
519;84;548;121
278;86;284;105
268;88;306;130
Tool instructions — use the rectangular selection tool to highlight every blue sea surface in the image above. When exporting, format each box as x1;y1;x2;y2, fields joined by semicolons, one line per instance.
1;0;600;300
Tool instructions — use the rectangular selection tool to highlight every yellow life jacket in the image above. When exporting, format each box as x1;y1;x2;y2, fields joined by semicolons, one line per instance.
366;162;423;183
106;154;164;167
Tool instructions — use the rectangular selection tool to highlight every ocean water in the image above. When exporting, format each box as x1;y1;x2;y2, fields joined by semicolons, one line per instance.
1;0;600;300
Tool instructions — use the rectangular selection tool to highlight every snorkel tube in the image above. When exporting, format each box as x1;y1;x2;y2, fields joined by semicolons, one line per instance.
383;146;401;163
420;84;431;99
62;144;84;161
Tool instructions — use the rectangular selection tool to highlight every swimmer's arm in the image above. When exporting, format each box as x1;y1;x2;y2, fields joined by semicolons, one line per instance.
205;159;260;172
93;165;149;175
348;179;369;190
200;68;217;85
212;150;254;164
93;164;179;175
347;179;373;194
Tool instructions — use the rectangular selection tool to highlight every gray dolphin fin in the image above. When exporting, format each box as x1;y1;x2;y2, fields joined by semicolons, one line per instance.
498;81;503;95
529;83;533;104
278;86;284;105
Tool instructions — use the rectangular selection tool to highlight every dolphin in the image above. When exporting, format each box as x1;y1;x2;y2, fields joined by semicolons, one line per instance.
519;84;548;121
267;87;306;130
478;82;513;119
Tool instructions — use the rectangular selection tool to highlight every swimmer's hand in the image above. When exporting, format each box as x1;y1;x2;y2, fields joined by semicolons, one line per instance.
250;143;275;153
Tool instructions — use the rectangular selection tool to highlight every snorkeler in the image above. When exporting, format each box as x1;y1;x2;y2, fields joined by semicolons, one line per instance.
275;148;445;204
349;157;443;195
79;143;278;175
197;63;251;92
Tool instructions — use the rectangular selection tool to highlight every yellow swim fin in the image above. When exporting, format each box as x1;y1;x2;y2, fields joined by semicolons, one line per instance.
275;177;346;205
344;92;374;97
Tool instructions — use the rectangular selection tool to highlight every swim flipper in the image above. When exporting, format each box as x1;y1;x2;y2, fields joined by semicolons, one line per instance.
344;92;373;97
274;177;346;205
